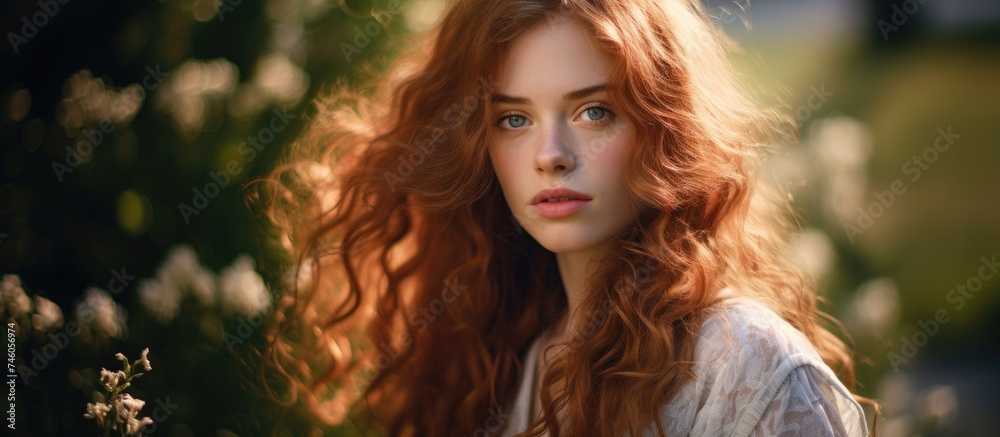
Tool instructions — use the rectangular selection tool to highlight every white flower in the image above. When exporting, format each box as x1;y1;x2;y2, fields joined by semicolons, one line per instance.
218;255;271;316
151;245;217;311
128;416;154;435
1;274;32;318
138;279;180;324
157;245;200;288
155;58;239;136
845;277;900;336
281;258;315;292
30;295;64;332
252;53;308;106
99;368;125;392
808;116;873;225
119;393;145;412
189;267;216;308
134;348;152;372
76;288;127;339
88;349;157;435
83;402;111;427
116;394;154;435
784;228;836;284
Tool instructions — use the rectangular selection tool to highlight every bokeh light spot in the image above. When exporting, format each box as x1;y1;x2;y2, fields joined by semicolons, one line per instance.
116;189;153;235
8;88;31;121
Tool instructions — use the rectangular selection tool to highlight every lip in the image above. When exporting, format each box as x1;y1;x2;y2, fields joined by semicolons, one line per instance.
530;187;592;219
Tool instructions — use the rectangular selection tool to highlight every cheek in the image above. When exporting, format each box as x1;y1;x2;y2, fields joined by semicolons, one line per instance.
596;127;635;185
487;147;505;182
490;155;532;223
488;146;518;194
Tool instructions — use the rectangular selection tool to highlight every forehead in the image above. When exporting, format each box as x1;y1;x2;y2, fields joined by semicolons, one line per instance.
497;16;614;96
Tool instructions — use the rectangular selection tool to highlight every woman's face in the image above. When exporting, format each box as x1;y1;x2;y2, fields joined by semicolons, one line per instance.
488;16;641;255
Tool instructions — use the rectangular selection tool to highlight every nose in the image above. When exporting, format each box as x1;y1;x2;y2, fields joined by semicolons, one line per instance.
534;122;576;174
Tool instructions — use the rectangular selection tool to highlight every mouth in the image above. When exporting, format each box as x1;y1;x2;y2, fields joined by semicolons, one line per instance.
530;188;592;205
530;188;592;219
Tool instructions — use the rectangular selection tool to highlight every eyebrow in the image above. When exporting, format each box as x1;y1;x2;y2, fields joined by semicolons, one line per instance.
491;84;607;105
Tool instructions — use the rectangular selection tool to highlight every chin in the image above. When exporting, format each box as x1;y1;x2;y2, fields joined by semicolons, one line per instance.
525;227;608;255
536;240;588;254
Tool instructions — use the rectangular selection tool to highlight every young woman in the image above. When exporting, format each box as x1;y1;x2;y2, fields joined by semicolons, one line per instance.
259;0;875;435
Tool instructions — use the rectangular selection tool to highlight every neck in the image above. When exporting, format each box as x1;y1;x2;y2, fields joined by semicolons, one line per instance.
552;243;608;341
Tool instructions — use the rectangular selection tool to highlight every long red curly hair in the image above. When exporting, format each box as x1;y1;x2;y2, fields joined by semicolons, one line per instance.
256;0;873;435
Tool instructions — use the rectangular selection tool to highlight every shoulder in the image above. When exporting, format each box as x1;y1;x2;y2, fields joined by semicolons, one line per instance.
672;297;868;436
694;297;820;369
688;297;828;415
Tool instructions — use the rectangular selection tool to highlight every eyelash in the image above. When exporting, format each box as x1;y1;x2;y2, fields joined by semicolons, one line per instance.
493;102;617;131
494;111;528;131
576;102;616;126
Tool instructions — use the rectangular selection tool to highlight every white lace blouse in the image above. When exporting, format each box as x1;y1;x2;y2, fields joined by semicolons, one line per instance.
498;298;869;436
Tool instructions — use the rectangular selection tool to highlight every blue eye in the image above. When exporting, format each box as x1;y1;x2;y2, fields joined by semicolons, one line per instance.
505;115;527;128
584;107;606;121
